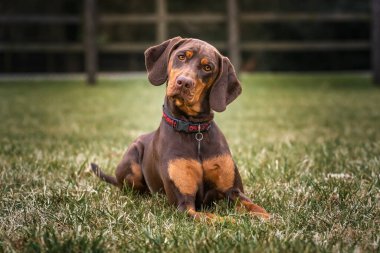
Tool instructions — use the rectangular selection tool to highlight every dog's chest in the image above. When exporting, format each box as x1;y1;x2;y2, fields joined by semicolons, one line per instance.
167;154;235;195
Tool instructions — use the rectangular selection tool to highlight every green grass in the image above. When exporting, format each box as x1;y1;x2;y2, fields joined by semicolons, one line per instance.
0;73;379;252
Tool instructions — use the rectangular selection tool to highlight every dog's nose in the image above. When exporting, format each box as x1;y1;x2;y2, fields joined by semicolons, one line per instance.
176;76;194;89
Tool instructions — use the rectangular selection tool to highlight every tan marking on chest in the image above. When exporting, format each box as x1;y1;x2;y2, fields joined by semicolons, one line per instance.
168;159;202;195
203;154;235;192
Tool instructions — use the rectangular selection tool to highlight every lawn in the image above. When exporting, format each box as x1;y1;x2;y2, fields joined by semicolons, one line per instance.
0;73;379;252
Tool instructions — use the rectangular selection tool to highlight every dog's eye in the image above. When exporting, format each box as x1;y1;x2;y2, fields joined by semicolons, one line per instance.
178;55;186;61
203;65;212;72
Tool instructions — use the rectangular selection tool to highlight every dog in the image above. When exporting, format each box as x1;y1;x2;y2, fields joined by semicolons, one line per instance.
91;37;269;221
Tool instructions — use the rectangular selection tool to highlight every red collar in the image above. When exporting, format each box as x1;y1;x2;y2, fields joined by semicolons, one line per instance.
162;110;212;133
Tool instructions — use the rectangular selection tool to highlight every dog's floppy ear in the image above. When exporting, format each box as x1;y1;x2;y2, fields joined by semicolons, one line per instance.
209;57;242;112
144;36;183;85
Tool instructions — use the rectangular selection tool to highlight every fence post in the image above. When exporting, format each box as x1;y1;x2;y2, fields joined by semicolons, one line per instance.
156;0;168;43
373;0;380;85
84;0;98;85
227;0;240;72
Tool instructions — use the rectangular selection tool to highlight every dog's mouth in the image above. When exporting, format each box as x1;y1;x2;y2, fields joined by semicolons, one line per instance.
166;81;206;116
169;95;185;107
166;85;195;105
168;94;194;108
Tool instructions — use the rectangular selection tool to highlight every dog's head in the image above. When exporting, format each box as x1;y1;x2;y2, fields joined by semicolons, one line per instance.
145;37;241;115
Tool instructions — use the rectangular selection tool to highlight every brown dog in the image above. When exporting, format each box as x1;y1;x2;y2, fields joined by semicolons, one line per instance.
91;37;269;221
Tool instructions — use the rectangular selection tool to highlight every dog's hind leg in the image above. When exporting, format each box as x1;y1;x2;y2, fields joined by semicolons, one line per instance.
92;138;148;193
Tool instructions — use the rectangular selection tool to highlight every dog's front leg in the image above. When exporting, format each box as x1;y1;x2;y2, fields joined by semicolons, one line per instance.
163;158;229;222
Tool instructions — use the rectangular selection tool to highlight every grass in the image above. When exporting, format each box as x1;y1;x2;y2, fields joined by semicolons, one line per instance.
0;73;379;252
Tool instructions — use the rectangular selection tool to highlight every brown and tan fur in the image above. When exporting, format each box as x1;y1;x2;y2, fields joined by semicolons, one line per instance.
91;37;269;222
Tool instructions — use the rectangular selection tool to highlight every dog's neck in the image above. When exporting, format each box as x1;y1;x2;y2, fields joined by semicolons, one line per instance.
164;97;214;123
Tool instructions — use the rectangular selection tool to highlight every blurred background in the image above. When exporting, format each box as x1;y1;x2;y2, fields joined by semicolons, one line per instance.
0;0;379;84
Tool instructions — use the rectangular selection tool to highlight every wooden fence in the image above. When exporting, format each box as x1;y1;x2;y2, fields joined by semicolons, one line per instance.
1;0;379;85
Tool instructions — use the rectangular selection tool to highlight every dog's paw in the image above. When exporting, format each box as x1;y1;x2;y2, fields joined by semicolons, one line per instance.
237;202;271;220
250;211;271;220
